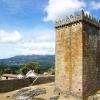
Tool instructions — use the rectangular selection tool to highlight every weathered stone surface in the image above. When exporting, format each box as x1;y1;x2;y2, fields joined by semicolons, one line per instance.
11;88;46;100
55;11;100;100
49;95;59;100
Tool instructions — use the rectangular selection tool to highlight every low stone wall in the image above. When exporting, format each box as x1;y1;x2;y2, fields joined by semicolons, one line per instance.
0;75;54;93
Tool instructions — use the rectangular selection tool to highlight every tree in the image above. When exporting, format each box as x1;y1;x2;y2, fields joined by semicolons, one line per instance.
0;68;4;75
48;66;55;75
19;61;40;75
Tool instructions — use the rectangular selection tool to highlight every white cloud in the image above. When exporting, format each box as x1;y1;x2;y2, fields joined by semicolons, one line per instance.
44;0;86;21
17;42;55;55
0;29;55;58
16;29;55;55
84;10;90;15
91;1;100;10
0;30;22;43
29;29;55;43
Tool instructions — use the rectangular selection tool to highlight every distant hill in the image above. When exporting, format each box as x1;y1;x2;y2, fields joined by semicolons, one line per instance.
0;55;55;71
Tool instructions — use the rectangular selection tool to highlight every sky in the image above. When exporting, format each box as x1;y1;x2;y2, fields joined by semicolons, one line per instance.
0;0;100;59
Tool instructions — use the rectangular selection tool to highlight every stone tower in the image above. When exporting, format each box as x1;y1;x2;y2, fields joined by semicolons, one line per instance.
55;10;100;99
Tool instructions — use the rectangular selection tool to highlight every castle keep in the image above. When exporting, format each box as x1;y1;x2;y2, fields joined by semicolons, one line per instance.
55;10;100;99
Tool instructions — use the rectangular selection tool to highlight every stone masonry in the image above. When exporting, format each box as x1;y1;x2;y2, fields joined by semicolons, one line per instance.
55;10;100;100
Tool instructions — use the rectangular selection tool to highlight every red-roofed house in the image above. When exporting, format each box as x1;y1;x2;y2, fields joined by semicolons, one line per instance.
2;74;17;80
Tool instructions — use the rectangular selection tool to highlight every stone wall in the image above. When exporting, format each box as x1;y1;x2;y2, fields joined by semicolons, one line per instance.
0;76;54;93
55;22;83;96
83;22;100;97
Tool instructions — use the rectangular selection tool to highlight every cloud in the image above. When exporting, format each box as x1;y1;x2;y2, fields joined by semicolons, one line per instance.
0;28;55;58
17;41;55;55
17;42;55;55
25;29;55;43
84;10;90;15
16;29;55;55
91;1;100;10
0;30;22;43
44;0;86;21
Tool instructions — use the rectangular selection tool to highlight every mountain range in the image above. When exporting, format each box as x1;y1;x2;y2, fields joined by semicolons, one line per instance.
0;55;55;71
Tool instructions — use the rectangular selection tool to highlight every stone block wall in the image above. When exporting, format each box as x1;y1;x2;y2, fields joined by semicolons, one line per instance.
55;23;83;96
83;22;100;97
0;76;54;93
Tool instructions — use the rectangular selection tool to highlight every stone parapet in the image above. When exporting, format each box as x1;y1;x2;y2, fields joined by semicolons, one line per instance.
55;10;100;29
0;76;54;93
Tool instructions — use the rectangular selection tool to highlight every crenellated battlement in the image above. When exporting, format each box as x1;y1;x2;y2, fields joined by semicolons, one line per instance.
55;10;100;29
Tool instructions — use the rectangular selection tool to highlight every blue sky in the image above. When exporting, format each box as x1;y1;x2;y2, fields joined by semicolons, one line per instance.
0;0;100;59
